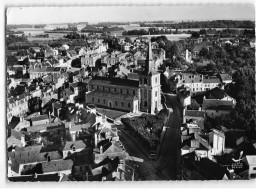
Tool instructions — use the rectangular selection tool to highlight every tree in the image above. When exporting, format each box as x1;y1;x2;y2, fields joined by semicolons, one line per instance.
199;47;209;58
124;37;132;44
191;31;200;39
7;55;18;66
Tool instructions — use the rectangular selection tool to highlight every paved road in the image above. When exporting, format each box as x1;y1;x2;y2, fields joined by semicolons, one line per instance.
119;94;182;180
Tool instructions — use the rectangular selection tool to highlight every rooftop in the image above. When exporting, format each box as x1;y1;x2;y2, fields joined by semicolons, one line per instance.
185;110;205;118
87;90;138;102
42;159;73;173
31;114;49;122
62;140;86;151
90;76;139;88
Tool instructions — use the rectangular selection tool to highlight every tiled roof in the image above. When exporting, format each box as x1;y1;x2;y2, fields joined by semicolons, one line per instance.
8;117;20;130
62;140;86;151
90;76;139;88
42;159;73;173
87;90;137;101
8;173;61;182
203;76;221;84
185;110;205;118
183;152;227;180
66;148;94;166
219;73;232;82
62;88;74;96
26;121;63;133
31;114;49;122
7;136;22;148
180;73;202;83
9;151;63;165
7;92;31;105
202;99;234;111
206;87;226;99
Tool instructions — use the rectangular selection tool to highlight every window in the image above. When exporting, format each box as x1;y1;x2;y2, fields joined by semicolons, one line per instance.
144;101;147;107
114;88;117;92
92;97;94;102
120;89;122;93
121;102;124;107
253;167;256;170
155;91;157;97
97;86;99;90
155;77;157;83
98;98;100;103
144;78;147;85
109;87;111;92
128;103;131;108
115;101;118;106
127;89;129;94
133;90;135;95
103;99;106;104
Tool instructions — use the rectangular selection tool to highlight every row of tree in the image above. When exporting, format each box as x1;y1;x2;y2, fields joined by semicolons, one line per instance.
140;20;255;29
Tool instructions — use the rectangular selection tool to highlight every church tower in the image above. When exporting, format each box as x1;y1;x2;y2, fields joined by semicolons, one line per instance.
139;40;161;114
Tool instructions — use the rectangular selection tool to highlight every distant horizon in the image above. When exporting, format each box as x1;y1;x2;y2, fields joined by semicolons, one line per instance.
6;18;256;26
6;5;255;25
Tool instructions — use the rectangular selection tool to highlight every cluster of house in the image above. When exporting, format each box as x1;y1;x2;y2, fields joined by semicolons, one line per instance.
7;103;143;181
177;84;256;180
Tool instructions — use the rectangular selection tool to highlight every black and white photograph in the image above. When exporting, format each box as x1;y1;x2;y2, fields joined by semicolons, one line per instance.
2;0;256;185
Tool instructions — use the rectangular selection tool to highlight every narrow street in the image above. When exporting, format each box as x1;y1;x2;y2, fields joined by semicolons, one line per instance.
119;94;182;180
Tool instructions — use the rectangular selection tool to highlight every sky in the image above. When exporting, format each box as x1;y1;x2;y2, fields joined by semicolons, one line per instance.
6;4;255;25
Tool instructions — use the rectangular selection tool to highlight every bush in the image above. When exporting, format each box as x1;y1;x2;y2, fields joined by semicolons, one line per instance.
121;109;168;148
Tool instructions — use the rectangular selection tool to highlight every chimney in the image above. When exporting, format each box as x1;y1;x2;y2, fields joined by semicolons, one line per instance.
48;111;51;121
228;168;234;180
21;134;26;147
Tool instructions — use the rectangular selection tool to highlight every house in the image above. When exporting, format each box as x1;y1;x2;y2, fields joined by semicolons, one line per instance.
7;130;26;149
66;148;94;178
26;121;64;133
7;92;31;123
183;110;205;130
28;66;62;79
244;155;256;179
65;122;92;141
31;114;49;126
202;95;235;119
182;152;229;180
176;73;221;92
218;73;232;84
41;159;73;175
192;43;210;59
81;53;101;67
177;85;191;107
62;140;87;159
8;150;63;175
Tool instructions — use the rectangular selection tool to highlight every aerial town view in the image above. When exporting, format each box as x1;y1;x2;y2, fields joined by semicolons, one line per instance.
5;5;256;182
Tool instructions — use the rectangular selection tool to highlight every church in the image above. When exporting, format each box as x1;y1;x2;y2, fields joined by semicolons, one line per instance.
85;41;162;114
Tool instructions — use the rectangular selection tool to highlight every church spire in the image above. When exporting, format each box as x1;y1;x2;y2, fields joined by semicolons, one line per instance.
146;40;154;74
